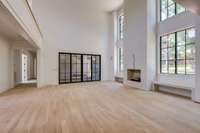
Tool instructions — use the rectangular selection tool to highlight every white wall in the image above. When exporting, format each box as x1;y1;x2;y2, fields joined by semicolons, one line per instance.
107;12;115;80
146;0;157;90
123;0;156;90
124;0;147;90
0;36;12;93
33;0;114;86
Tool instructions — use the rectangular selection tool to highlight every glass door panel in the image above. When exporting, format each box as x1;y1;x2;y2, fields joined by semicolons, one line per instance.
83;55;92;81
59;53;101;84
71;54;81;82
92;55;101;81
59;53;70;84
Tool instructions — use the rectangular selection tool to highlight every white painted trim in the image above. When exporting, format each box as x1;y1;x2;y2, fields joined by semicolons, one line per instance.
1;0;42;48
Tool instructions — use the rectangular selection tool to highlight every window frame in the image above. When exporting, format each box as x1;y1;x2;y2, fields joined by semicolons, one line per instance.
118;14;124;40
117;47;124;73
58;52;101;84
160;27;196;75
160;0;186;21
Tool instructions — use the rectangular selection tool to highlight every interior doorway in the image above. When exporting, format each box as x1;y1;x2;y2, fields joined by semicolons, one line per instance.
14;49;37;87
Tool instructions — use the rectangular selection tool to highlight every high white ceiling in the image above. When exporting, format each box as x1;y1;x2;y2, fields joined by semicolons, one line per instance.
72;0;124;11
98;0;124;11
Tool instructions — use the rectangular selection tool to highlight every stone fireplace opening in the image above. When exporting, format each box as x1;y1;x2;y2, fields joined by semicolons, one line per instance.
127;69;141;82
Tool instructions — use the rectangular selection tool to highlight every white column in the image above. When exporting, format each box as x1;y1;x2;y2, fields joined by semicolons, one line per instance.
123;0;156;90
37;48;45;87
194;16;200;102
10;47;15;88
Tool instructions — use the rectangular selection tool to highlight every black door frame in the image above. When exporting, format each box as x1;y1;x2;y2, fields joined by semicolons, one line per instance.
58;52;101;84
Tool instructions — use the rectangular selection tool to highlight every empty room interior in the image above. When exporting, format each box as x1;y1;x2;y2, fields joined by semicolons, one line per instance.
0;0;200;132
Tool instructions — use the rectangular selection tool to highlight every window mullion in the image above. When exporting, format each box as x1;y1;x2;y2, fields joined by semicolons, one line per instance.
175;2;177;15
175;32;177;74
167;0;169;19
167;35;169;73
160;37;162;73
185;30;187;74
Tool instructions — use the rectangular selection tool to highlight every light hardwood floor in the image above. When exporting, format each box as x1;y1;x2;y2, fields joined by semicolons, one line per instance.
0;81;200;133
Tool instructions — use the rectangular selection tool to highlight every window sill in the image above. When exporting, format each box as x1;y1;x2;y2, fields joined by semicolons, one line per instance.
159;73;195;76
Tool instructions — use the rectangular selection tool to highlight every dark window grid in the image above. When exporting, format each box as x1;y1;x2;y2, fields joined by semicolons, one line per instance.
161;0;175;8
92;64;97;80
167;3;176;17
160;28;195;75
161;0;186;21
83;72;92;75
59;53;101;84
72;55;81;82
119;48;123;72
83;62;90;73
161;0;176;21
83;60;92;81
160;38;178;74
59;54;70;83
92;65;100;73
59;72;70;76
185;29;195;69
185;30;195;74
94;57;99;80
186;42;195;45
176;59;195;75
177;43;185;46
161;34;176;48
92;56;100;81
161;46;176;60
161;60;176;74
119;15;124;40
177;46;185;60
161;46;175;49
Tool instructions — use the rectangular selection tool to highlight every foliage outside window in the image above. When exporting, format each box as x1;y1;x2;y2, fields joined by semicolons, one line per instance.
161;0;186;21
118;15;124;40
118;48;124;73
161;28;195;74
117;13;124;73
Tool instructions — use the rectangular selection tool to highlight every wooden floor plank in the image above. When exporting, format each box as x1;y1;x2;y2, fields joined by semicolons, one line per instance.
0;81;200;133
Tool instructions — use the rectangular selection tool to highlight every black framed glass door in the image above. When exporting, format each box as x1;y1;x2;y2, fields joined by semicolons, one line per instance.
83;55;92;81
59;53;71;84
92;55;101;81
59;53;101;84
71;54;82;83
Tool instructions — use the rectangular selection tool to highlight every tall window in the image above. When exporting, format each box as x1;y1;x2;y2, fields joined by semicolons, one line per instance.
161;0;186;21
161;28;195;74
116;13;124;73
118;14;124;40
118;48;124;72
